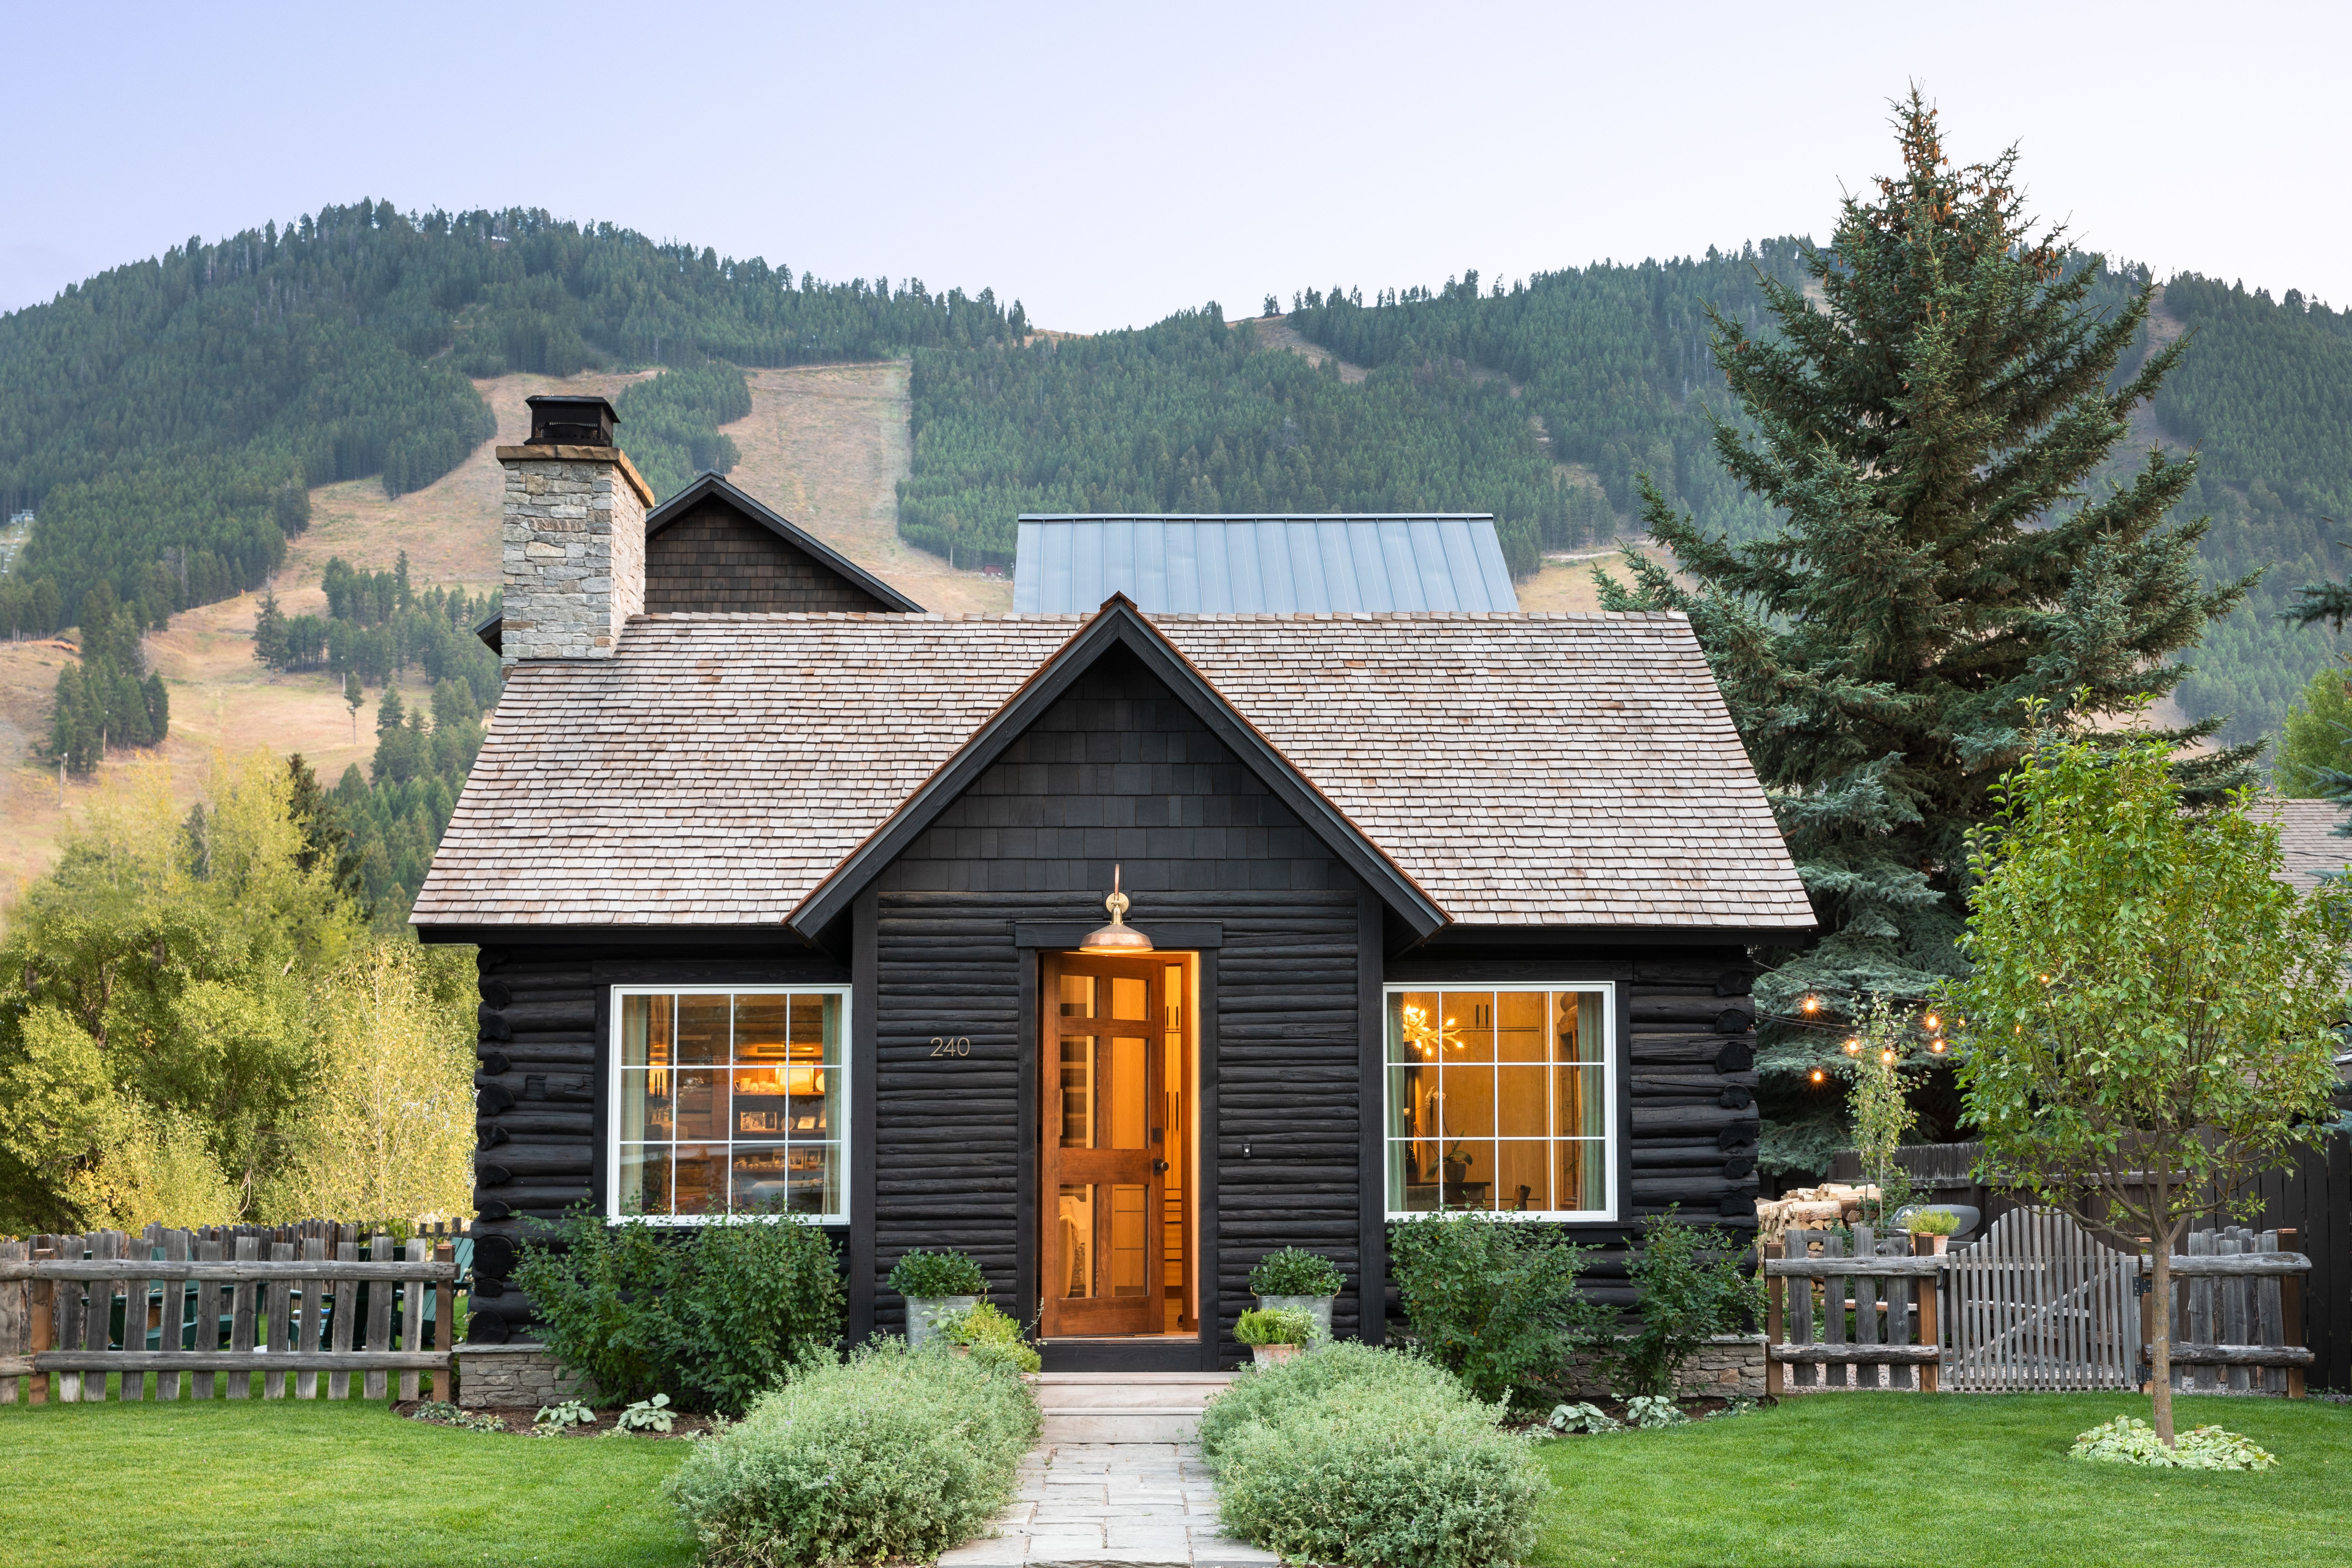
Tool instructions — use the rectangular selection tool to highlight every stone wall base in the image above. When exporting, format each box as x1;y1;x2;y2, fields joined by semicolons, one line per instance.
1552;1333;1767;1400
456;1343;593;1408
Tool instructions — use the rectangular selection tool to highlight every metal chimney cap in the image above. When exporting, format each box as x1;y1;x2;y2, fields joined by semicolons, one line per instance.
525;395;620;448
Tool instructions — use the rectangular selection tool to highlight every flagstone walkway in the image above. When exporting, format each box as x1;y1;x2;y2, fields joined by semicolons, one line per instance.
938;1441;1278;1568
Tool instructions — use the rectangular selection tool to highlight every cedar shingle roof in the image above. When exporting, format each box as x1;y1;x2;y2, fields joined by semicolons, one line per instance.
412;610;1812;931
2250;797;2352;891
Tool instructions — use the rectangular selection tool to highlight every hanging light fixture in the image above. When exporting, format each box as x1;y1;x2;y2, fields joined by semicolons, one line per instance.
1079;864;1154;954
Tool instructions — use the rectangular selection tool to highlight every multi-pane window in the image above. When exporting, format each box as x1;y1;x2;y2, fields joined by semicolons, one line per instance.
1384;986;1611;1219
611;987;846;1223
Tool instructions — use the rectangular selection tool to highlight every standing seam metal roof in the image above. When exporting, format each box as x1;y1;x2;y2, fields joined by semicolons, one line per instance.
1012;515;1519;613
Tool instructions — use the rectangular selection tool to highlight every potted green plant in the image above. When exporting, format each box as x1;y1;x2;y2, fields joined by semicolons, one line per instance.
888;1248;988;1349
1248;1247;1342;1340
938;1302;1044;1374
1235;1307;1316;1367
1899;1206;1963;1254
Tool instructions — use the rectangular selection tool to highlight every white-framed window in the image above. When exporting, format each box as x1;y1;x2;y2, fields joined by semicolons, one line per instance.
609;986;849;1224
1384;984;1614;1221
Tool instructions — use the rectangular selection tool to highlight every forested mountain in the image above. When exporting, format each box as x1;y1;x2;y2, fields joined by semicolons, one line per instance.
899;306;1584;577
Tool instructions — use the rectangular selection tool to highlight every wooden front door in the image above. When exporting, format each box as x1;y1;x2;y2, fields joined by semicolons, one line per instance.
1041;954;1185;1336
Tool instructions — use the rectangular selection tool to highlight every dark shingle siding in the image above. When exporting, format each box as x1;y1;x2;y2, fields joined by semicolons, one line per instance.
645;500;899;613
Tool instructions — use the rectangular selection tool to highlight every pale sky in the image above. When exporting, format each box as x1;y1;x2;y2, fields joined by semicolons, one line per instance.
4;1;2347;332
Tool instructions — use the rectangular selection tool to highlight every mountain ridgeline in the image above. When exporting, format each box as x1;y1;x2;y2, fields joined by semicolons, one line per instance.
2;200;2350;757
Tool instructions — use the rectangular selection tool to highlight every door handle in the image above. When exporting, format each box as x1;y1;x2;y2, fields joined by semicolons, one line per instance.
1153;1159;1169;1173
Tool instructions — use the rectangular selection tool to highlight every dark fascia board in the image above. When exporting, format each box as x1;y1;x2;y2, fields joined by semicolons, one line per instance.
1013;920;1224;950
789;595;1450;941
473;608;503;654
1412;924;1817;949
647;472;926;613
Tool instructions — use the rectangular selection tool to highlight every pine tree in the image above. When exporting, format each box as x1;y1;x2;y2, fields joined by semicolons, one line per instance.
1597;93;2256;1173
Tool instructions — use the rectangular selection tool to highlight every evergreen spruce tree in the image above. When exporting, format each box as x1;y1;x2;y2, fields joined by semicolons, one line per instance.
1598;93;2257;1173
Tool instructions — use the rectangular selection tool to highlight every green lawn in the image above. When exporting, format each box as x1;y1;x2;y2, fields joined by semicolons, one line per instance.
0;1395;695;1567
1533;1392;2352;1568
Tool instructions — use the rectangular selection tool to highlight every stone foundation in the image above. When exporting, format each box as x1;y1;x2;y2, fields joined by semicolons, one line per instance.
1553;1333;1768;1399
456;1343;593;1408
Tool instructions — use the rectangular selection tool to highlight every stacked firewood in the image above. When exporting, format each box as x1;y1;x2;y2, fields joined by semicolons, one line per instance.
1754;1183;1881;1248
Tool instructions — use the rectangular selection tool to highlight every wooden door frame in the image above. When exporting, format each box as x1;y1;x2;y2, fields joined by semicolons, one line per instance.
1016;938;1221;1371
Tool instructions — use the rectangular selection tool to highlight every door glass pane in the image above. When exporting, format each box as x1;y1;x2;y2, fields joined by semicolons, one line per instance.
1110;1184;1148;1295
1110;976;1147;1021
1057;1184;1096;1297
1060;1038;1095;1148
1110;1036;1147;1149
1496;1140;1549;1212
730;1143;790;1212
1059;974;1096;1017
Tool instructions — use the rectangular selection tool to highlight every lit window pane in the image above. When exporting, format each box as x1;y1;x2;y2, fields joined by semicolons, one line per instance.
1497;1065;1547;1138
1555;1063;1605;1140
674;1067;729;1141
1556;1140;1607;1214
617;1144;670;1215
1391;1144;1441;1211
787;1144;839;1216
677;995;728;1065
1440;1139;1496;1209
791;994;840;1065
1497;991;1547;1061
1057;1184;1096;1296
1556;991;1603;1063
1442;992;1496;1063
1060;975;1096;1018
618;1067;670;1143
730;1143;791;1213
733;994;790;1062
733;1066;787;1137
672;1144;724;1215
784;1064;834;1136
1496;1140;1550;1212
1440;1062;1495;1139
1109;976;1147;1021
621;994;673;1067
1389;991;1446;1062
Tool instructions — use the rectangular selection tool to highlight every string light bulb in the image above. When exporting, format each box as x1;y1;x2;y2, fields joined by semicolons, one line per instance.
1929;1039;1947;1054
1843;1038;1861;1055
1923;1012;1940;1031
1801;995;1820;1014
1809;1069;1825;1083
1881;1049;1897;1065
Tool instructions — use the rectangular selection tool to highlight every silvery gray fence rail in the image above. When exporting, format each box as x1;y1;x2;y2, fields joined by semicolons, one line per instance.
0;1221;463;1407
1764;1207;2312;1397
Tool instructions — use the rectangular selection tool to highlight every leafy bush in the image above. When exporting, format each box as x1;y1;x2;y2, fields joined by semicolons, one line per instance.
888;1248;988;1298
513;1210;844;1416
664;1340;1042;1566
1199;1341;1463;1463
941;1303;1042;1374
1213;1383;1546;1568
1249;1247;1345;1297
2068;1416;2278;1470
1235;1308;1317;1347
1900;1206;1961;1235
1387;1212;1612;1404
1603;1208;1761;1397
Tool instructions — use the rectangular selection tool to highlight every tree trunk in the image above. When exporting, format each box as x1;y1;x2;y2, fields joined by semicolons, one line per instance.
2150;1238;2175;1445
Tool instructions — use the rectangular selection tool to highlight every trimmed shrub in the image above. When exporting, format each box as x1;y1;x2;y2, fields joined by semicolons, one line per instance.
1198;1341;1461;1464
941;1302;1042;1374
888;1248;988;1298
1248;1247;1345;1296
1387;1212;1613;1404
1235;1307;1317;1347
1213;1384;1546;1568
514;1210;843;1415
665;1340;1042;1566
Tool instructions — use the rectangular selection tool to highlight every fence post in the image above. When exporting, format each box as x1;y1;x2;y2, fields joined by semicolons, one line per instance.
1764;1239;1784;1398
2280;1227;2305;1400
1913;1230;1941;1393
27;1247;52;1406
0;1239;22;1407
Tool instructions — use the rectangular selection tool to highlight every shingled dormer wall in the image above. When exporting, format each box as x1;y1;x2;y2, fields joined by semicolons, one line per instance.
498;427;654;663
645;492;903;613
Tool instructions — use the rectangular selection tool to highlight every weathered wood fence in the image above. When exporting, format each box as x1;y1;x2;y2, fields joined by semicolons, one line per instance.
1764;1208;2313;1397
0;1223;460;1407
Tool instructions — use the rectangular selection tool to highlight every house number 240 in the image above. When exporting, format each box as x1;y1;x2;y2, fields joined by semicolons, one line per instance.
930;1036;972;1058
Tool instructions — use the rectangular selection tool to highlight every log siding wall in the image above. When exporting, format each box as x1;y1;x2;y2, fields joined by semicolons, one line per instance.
644;500;899;614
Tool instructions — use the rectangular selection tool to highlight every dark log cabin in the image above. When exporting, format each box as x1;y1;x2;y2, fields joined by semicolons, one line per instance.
420;399;1812;1369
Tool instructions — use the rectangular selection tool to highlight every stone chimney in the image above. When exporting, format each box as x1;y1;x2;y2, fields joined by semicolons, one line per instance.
496;395;654;663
